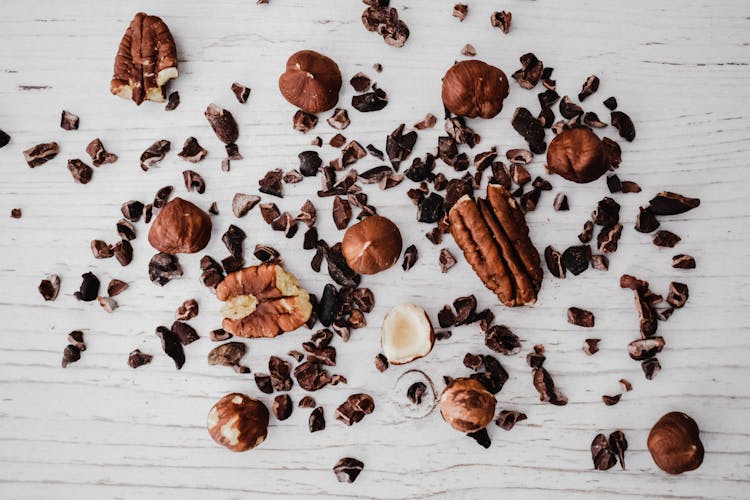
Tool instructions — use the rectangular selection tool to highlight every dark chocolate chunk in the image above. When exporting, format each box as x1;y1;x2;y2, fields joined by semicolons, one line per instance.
333;457;364;483
598;223;623;253
647;192;701;216
222;224;246;259
472;355;508;394
10;208;22;218
583;111;608;128
496;410;527;431
309;406;326;432
210;328;232;342
148;252;182;286
559;96;583;119
607;174;622;193
418;192;445;223
610;111;636;142
438;304;456;328
538;89;559;109
74;272;100;301
231;82;251;104
254;373;273;394
121;200;144;222
335;393;375;426
0;130;10;148
568;307;594;327
38;274;60;301
269;355;293;391
653;230;681;248
332;196;352;230
452;295;476;325
592;197;621;226
155;325;185;369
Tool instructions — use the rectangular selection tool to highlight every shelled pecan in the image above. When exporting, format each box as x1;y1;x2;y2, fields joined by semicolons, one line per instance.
449;184;543;306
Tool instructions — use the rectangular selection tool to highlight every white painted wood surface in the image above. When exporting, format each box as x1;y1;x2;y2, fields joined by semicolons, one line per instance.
1;0;749;498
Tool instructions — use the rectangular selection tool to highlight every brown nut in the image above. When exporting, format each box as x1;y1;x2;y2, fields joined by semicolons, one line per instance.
111;12;178;105
546;127;609;183
441;60;510;119
216;263;312;338
279;50;342;114
207;393;269;452
381;304;435;364
148;197;212;254
439;377;496;433
647;412;704;474
341;215;402;275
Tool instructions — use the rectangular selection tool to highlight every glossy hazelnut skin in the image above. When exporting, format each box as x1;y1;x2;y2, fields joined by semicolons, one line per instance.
439;377;496;433
441;60;510;119
648;412;704;474
342;215;402;275
279;50;342;114
546;127;609;183
148;197;212;254
207;393;269;452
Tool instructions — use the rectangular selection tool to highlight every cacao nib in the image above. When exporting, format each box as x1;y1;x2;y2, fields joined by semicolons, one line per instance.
672;254;696;269
496;410;527;431
155;325;185;369
561;245;590;276
567;307;595;328
611;111;636;142
647;192;701;215
511;107;546;154
653;230;681;248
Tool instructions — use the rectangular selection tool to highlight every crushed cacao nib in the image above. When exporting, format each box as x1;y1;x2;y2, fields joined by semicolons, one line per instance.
532;177;552;191
472;355;509;394
298;396;317;409
303;228;319;250
222;224;246;259
116;219;136;241
414;113;437;131
303;342;336;367
200;256;224;290
552;193;569;211
309;406;326;432
567;307;594;328
511;107;546;154
439;248;457;273
628;336;665;360
332;196;352;230
512;52;543;89
561;245;590;276
445;117;480;147
444;179;472;210
293;110;318;133
153;185;173;209
143;204;153;223
642;358;661;379
386;124;417;170
583;338;600;356
366;144;384;161
418;192;445;223
231;82;251;103
323;242;361;287
490;10;512;33
335;393;375;426
471;309;494;332
177;137;207;163
598;223;623;253
225;143;242;160
452;295;476;325
602;394;621;406
404;156;434;183
172;321;199;346
259;203;281;225
590;254;609;271
510;164;531;187
254;373;273;394
229;194;259;219
258;169;283;198
139;140;171;171
111;240;131;266
68;333;86;352
538;106;555;128
611;111;636;142
493;410;527;433
538;89;560;109
182;170;206;194
577;75;599;101
655;304;675;321
349;72;371;93
635;207;660;233
485;325;521;355
374;353;389;372
672;254;696;269
155;325;185;369
269;356;294;391
165;91;180;111
453;3;468;21
433;173;448;191
67;159;93;184
175;299;199;321
97;296;118;313
293;151;321;178
435;330;452;341
85;138;118;167
609;431;628;470
592;197;621;226
327;108;350;130
0;130;10;148
559;96;583;119
601;137;621;170
406;382;427;405
606;174;622;193
352;86;388;112
207;341;246;367
149;252;182;286
603;96;618;110
437;136;459;166
107;279;128;297
591;433;617;471
620;181;641;193
361;4;409;47
273;394;293;421
438;304;457;328
578;220;594;243
90;240;113;259
328;134;346;148
359;166;392;185
23;142;59;168
583;111;607;128
74;272;100;302
127;349;153;369
60;110;80;130
653;230;681;248
272;212;298;238
210;328;232;342
619;379;632;392
467;428;491;449
61;345;81;368
667;282;689;308
531;364;567;405
10;208;21;219
648;192;701;215
317;284;338;327
401;244;418;271
351;288;374;313
295;200;317;228
333;457;364;483
544;246;565;278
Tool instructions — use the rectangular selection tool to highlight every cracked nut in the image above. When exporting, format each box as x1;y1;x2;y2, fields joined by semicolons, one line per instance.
342;215;402;275
279;50;342;113
648;412;704;474
546;127;609;183
381;304;435;364
441;60;509;119
111;12;178;105
449;184;543;306
216;263;312;338
207;393;269;452
439;377;496;433
148;197;212;254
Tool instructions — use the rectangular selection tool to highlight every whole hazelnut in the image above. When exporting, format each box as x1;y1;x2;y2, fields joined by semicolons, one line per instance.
441;60;510;119
207;392;269;452
546;127;609;183
279;50;342;114
647;412;704;474
342;215;402;275
439;377;496;433
148;197;212;254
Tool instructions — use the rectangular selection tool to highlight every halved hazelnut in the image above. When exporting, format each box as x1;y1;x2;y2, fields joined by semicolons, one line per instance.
148;197;212;254
381;304;435;364
441;60;510;119
648;412;704;474
216;264;312;338
342;215;402;275
439;377;496;433
279;50;342;114
546;127;609;183
207;393;269;452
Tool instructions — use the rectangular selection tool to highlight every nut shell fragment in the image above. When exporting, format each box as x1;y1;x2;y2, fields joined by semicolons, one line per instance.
207;393;269;452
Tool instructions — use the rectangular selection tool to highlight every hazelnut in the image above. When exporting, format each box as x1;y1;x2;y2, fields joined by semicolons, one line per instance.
545;127;609;183
439;377;496;433
648;412;704;474
381;304;435;364
441;60;510;119
278;50;342;114
207;393;269;452
342;215;402;275
148;197;212;254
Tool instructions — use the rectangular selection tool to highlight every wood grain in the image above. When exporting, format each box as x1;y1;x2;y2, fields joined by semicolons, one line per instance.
0;0;749;498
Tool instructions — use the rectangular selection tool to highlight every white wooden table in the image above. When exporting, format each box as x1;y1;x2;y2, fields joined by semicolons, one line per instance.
1;1;749;498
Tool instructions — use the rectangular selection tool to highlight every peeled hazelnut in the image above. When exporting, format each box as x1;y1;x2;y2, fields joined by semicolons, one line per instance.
546;127;609;183
207;393;269;452
439;377;496;433
216;263;312;338
441;60;510;119
342;215;402;275
381;304;435;364
647;412;704;474
148;197;212;254
279;50;342;114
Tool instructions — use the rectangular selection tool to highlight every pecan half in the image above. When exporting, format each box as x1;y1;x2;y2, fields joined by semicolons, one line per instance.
449;184;543;306
216;264;312;338
111;13;178;105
